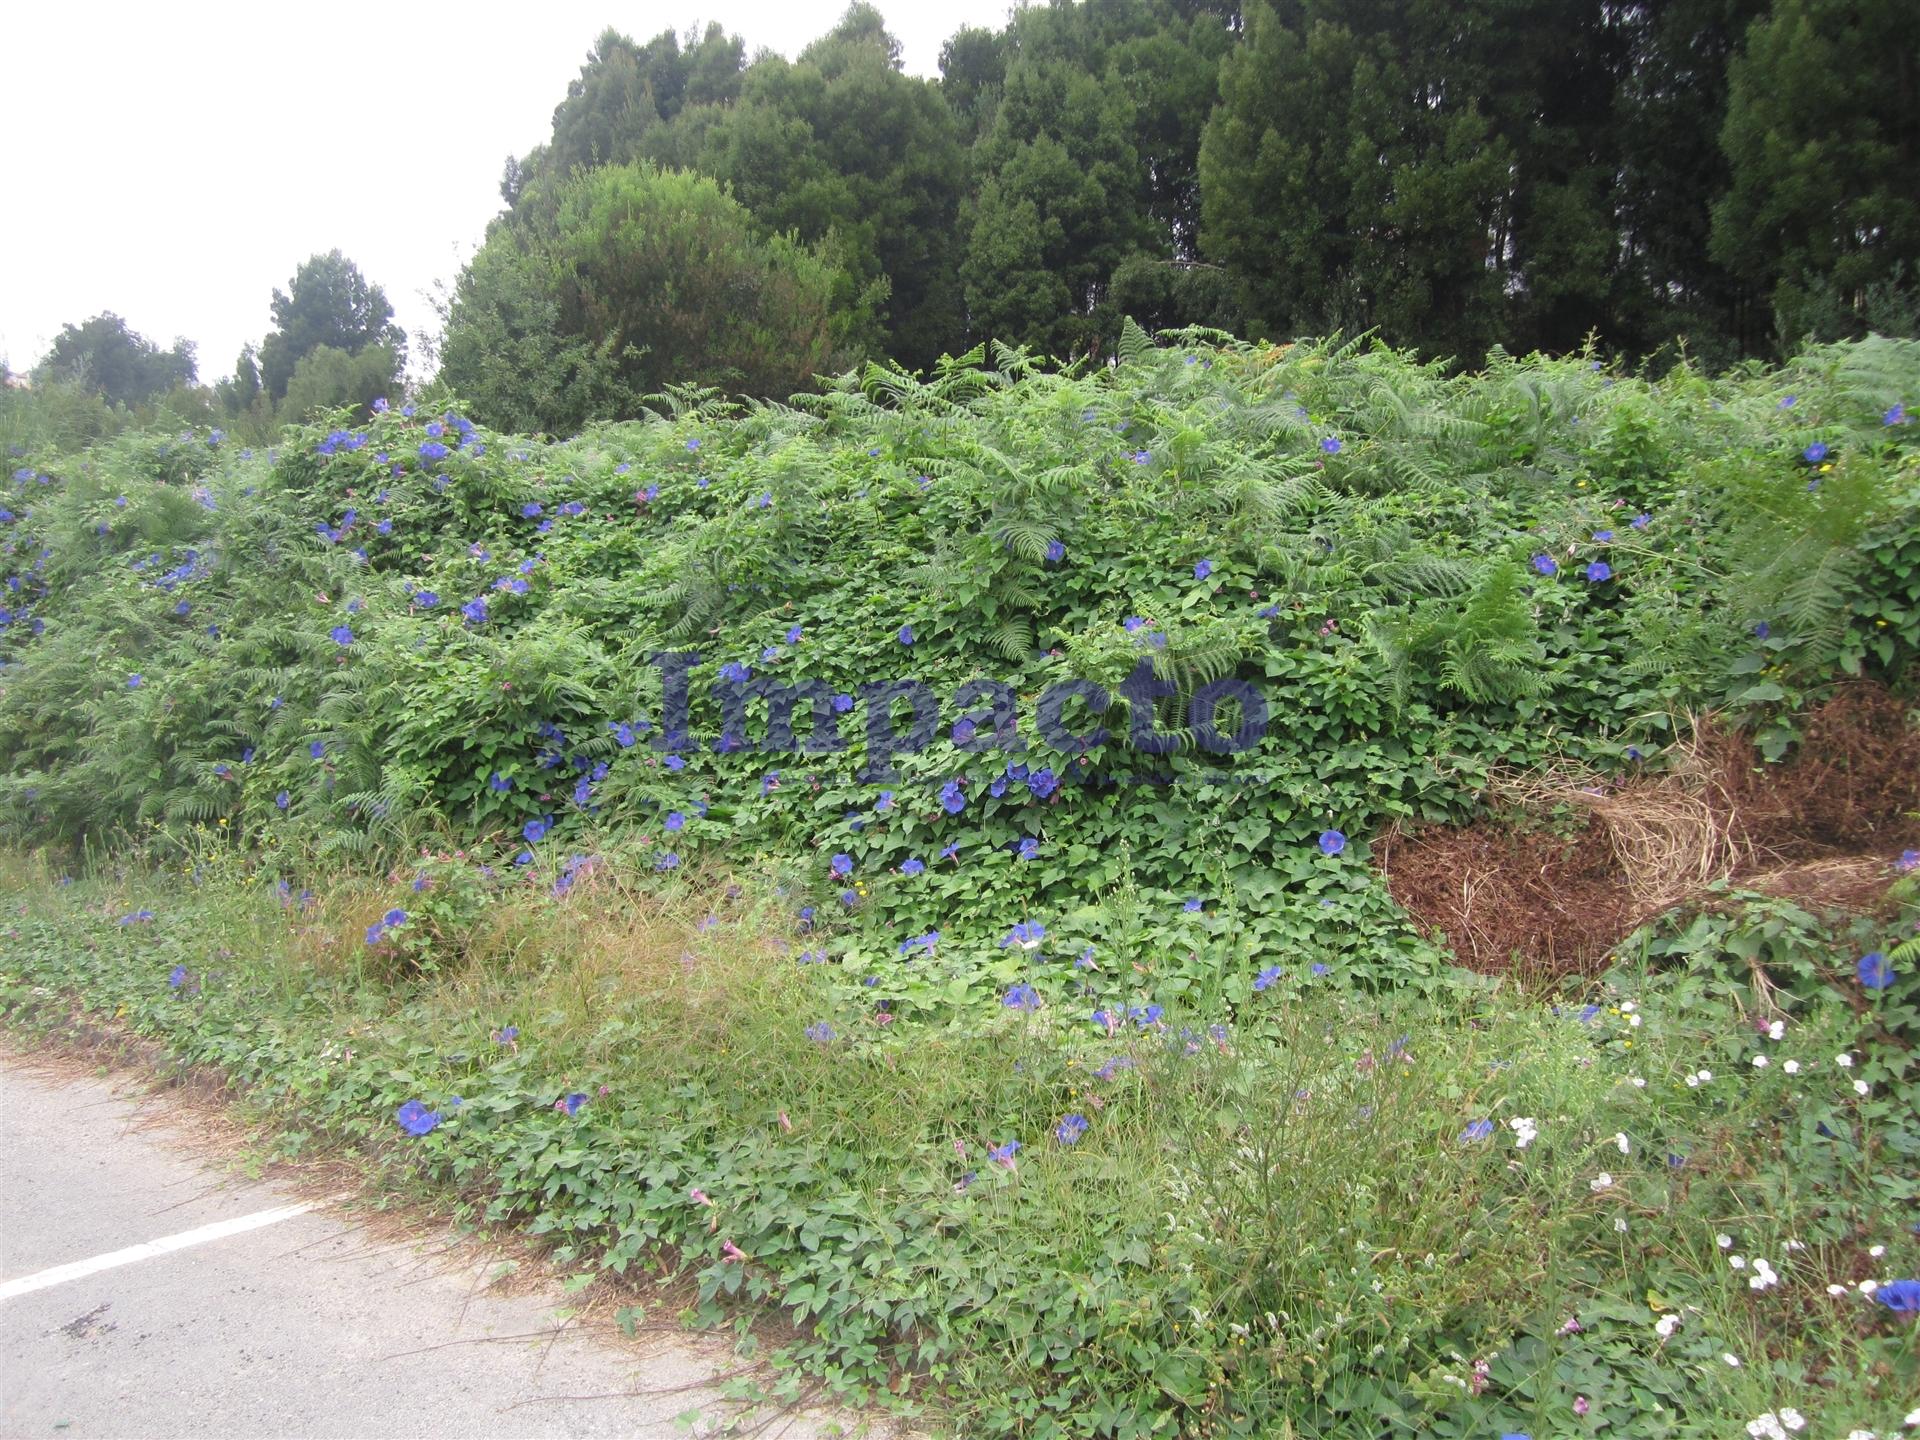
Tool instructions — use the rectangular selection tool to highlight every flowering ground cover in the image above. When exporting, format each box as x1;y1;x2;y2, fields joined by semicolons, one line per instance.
1;330;1918;1434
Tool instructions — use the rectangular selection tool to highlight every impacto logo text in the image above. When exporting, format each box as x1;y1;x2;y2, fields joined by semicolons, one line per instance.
648;654;1269;781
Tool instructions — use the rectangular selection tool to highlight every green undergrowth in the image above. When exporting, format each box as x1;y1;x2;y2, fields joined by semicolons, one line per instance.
2;858;1914;1439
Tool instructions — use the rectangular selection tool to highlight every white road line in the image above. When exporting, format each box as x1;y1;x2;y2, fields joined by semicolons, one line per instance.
0;1200;325;1301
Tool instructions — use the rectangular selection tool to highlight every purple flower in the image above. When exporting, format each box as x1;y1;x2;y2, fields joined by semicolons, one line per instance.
1003;983;1041;1010
804;1021;835;1044
168;964;187;989
1183;897;1203;913
275;791;290;810
1586;561;1612;583
1803;441;1829;464
1857;952;1894;990
396;1100;441;1136
127;673;143;688
1896;849;1919;874
330;625;354;645
830;853;853;877
1055;1114;1088;1144
939;780;965;814
523;818;549;843
1318;830;1347;856
898;624;915;645
1253;965;1283;992
560;1092;588;1115
1883;403;1906;426
383;908;407;927
1631;513;1651;530
1458;1119;1495;1142
1017;838;1040;861
900;858;925;876
1194;559;1213;581
1320;436;1342;455
989;1139;1021;1166
1045;539;1065;563
462;597;488;625
1532;554;1558;577
1871;1279;1920;1313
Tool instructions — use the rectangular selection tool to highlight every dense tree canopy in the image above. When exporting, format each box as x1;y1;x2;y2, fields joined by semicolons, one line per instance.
440;164;868;432
33;313;196;407
464;0;1912;407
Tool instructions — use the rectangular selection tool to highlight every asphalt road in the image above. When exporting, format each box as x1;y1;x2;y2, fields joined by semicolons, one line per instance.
0;1055;851;1439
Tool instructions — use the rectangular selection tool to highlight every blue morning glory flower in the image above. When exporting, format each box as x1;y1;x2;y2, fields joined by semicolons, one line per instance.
1754;621;1771;639
1017;838;1040;861
1532;554;1557;577
1183;898;1203;913
168;964;187;989
1311;962;1330;976
1320;436;1342;455
1318;830;1346;856
1858;952;1894;989
830;853;853;877
1123;616;1146;633
383;908;407;927
1129;1004;1164;1028
127;674;143;688
309;740;325;759
665;811;685;831
898;624;915;645
523;818;549;843
804;1021;834;1044
900;857;925;876
1003;983;1040;1010
1872;1279;1920;1313
560;1092;587;1115
940;842;960;861
1593;530;1613;542
664;755;685;771
832;693;854;713
1458;1119;1495;1142
719;661;750;684
939;780;965;814
1885;403;1907;426
396;1100;440;1136
1803;441;1828;463
1586;561;1611;582
462;597;488;624
419;441;449;461
989;1139;1021;1164
1631;513;1650;530
275;791;290;810
1045;539;1065;562
414;591;439;608
1001;921;1045;950
1055;1114;1088;1144
1194;559;1213;580
875;791;893;811
330;625;353;645
1253;965;1282;992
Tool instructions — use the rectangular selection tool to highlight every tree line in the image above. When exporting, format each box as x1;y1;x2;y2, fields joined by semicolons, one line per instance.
15;0;1917;436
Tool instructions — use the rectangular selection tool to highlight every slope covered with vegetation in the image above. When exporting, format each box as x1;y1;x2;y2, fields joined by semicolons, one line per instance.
2;333;1918;1437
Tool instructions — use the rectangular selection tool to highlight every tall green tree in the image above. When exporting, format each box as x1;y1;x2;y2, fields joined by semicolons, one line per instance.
257;251;405;402
439;164;871;430
1199;4;1512;357
1712;0;1920;350
666;7;968;368
504;24;746;206
33;314;196;407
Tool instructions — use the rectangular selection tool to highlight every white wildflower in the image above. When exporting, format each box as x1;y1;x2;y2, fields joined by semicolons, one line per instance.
1836;1052;1853;1067
1718;1234;1734;1249
1753;1055;1770;1068
1870;1244;1886;1258
1614;1132;1630;1154
1767;1019;1785;1040
1778;1408;1804;1433
1854;1079;1871;1096
1654;1313;1679;1338
1591;1172;1614;1192
1783;1059;1800;1074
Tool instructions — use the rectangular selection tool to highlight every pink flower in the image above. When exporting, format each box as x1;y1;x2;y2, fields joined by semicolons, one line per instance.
721;1240;747;1263
777;1110;792;1132
690;1188;712;1206
1573;1396;1590;1417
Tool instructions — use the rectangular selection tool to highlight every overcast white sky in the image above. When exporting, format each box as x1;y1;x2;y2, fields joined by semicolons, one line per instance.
0;1;1017;384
